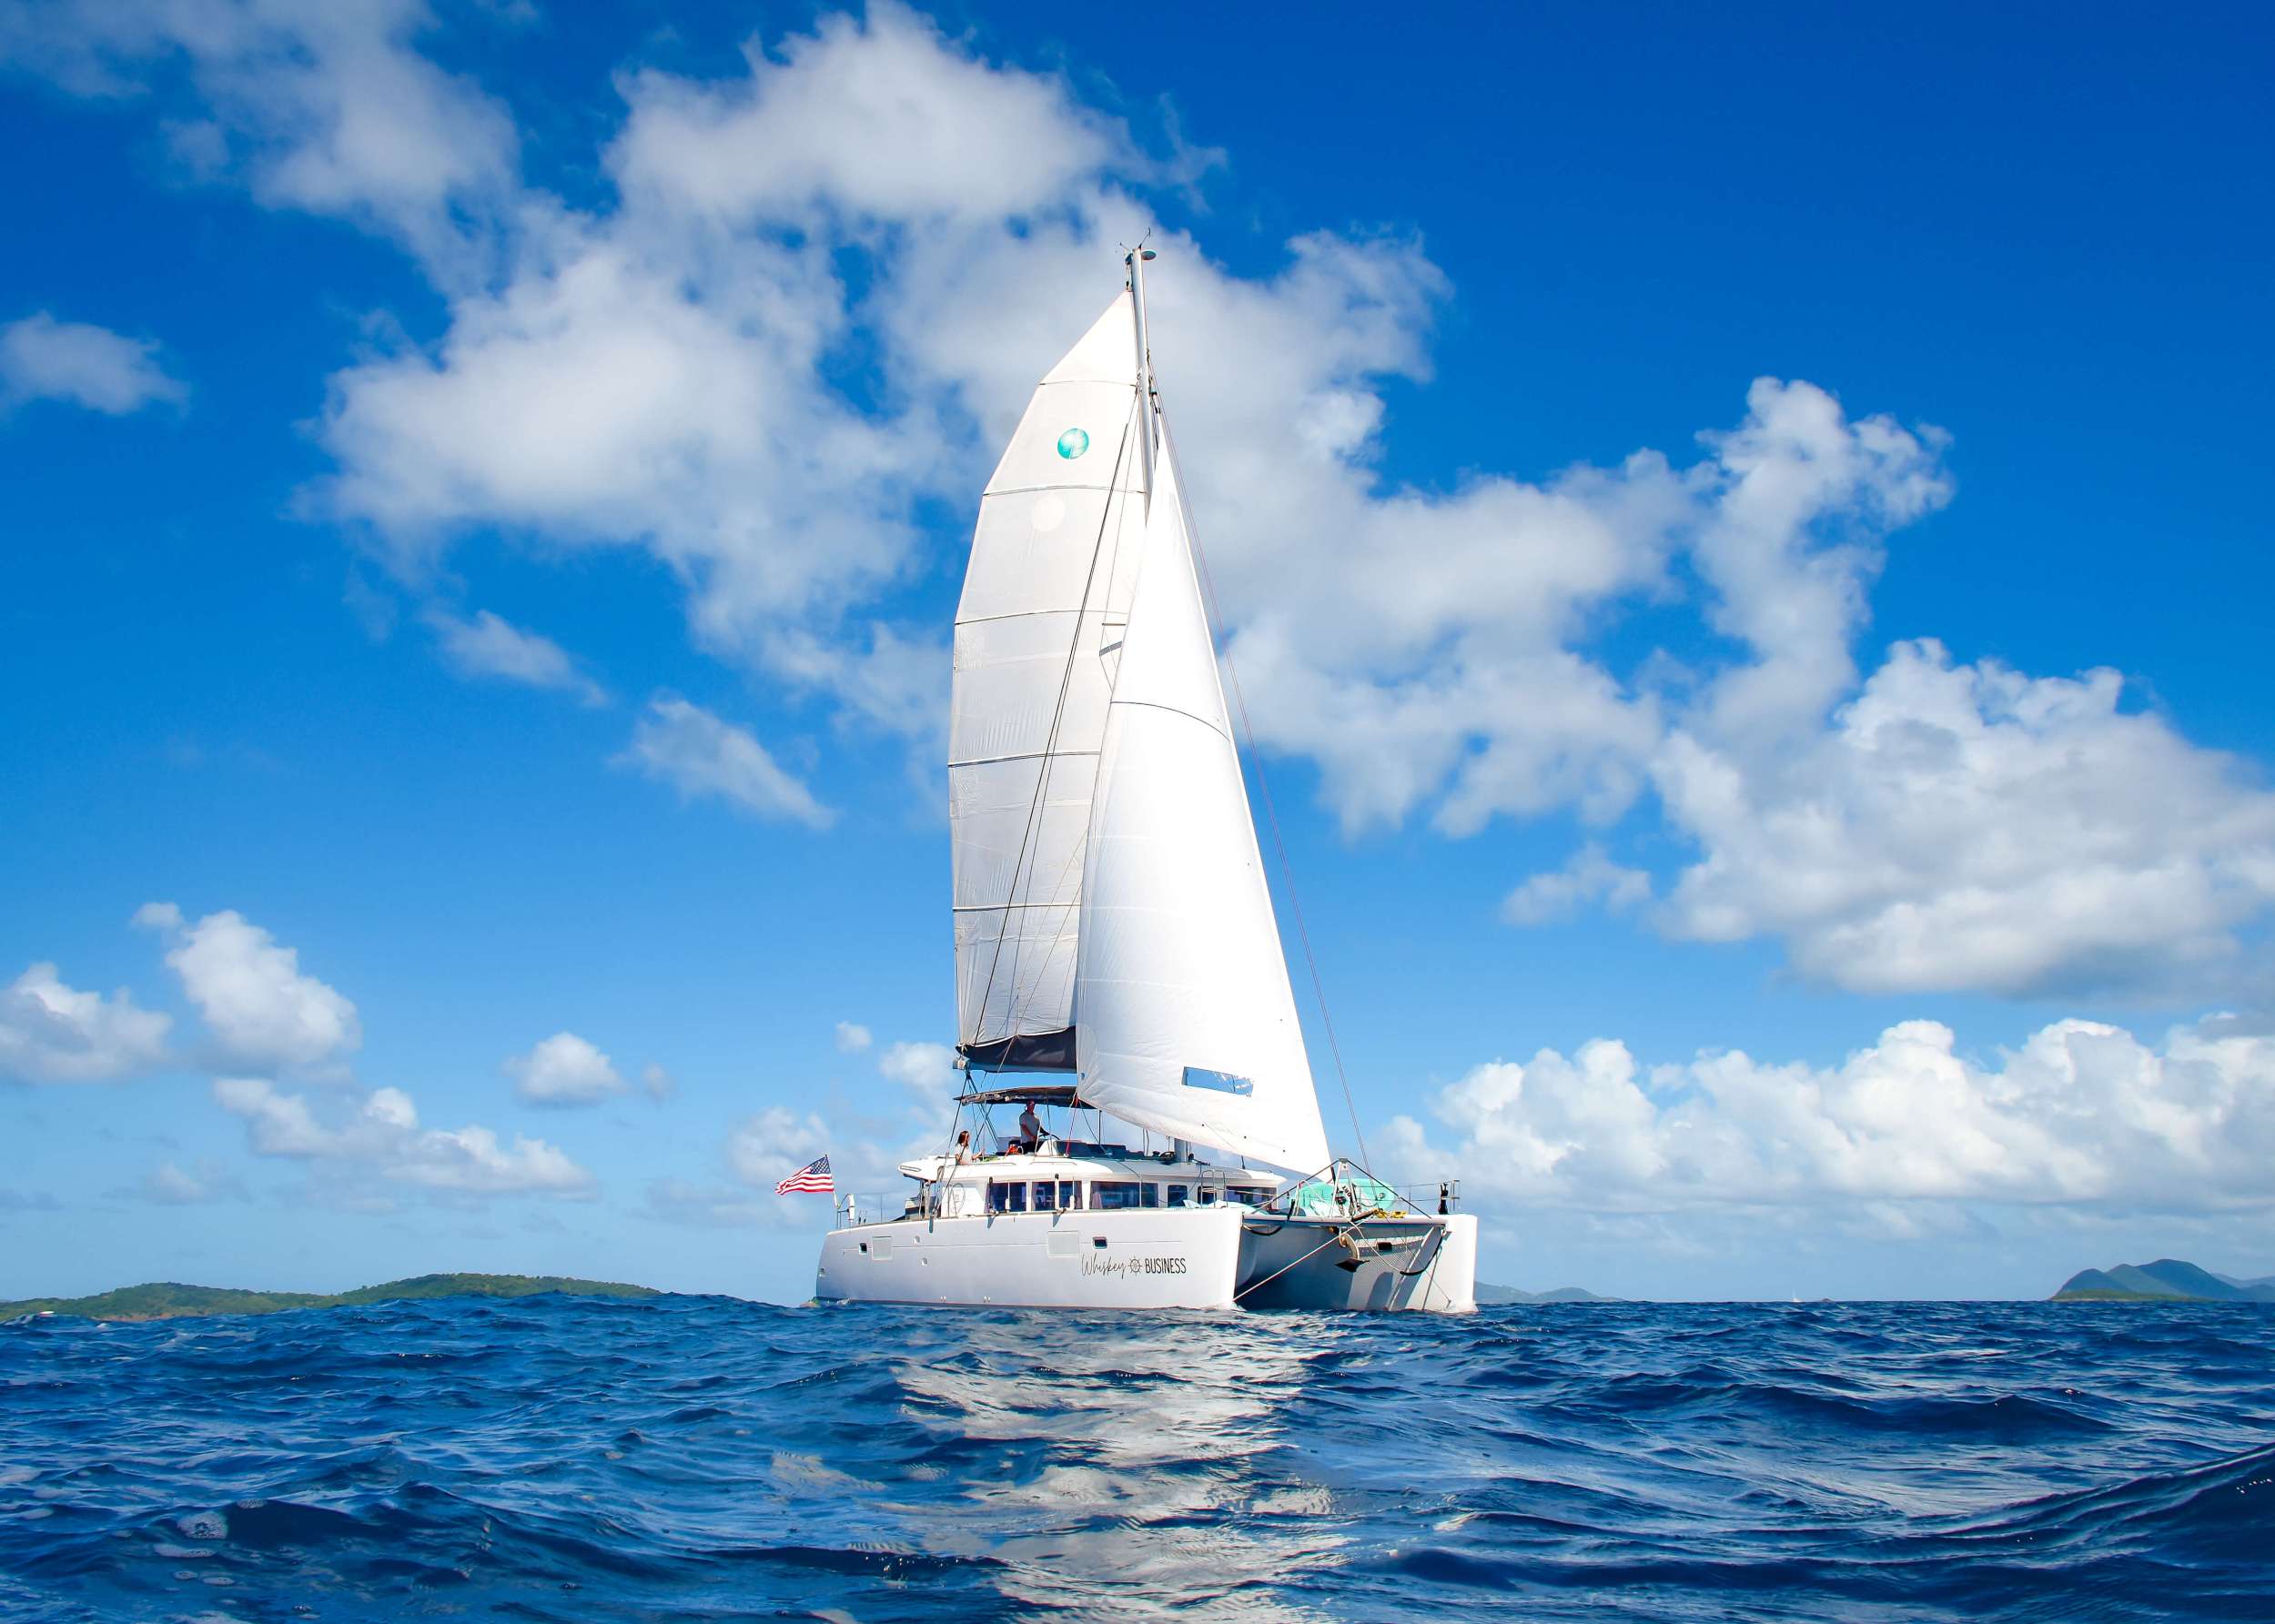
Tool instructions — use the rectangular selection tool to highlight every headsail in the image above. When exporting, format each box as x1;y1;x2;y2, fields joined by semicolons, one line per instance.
949;294;1148;1070
1071;426;1333;1175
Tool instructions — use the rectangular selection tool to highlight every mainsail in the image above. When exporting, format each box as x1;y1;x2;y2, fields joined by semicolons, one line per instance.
1071;427;1332;1175
949;295;1148;1070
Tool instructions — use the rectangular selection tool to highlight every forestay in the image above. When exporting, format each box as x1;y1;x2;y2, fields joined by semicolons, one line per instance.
1072;426;1333;1175
950;294;1149;1069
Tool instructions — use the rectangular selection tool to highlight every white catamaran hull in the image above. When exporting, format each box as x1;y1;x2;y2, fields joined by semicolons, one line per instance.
817;1206;1246;1310
815;1206;1477;1313
1236;1214;1478;1313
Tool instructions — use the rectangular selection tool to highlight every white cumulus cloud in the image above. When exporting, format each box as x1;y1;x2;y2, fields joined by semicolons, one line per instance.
1382;1013;2275;1215
215;1074;594;1196
723;1104;832;1186
427;609;607;705
136;903;360;1071
130;1157;245;1205
502;1031;624;1105
699;1104;849;1226
0;0;521;277
834;1021;873;1053
617;695;831;828
1684;376;1956;747
1504;844;1652;927
877;1039;957;1094
705;1094;945;1227
0;961;172;1084
1652;641;2275;995
1;312;187;414
606;4;1130;227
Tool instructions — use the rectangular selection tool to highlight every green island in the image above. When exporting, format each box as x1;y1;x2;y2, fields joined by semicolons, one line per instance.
0;1273;663;1322
1474;1282;1613;1304
2050;1258;2275;1304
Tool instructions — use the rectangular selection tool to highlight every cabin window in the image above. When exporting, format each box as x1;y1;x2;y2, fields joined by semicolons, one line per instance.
1139;1183;1160;1208
1229;1185;1274;1206
987;1182;1027;1214
1032;1181;1056;1211
1165;1184;1189;1207
1091;1181;1141;1210
1197;1186;1218;1205
1058;1180;1082;1211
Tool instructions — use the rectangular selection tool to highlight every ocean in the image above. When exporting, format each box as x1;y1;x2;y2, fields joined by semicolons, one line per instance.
3;1295;2270;1622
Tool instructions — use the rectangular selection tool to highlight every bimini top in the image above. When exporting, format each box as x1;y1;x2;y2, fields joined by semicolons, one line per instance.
956;1084;1087;1108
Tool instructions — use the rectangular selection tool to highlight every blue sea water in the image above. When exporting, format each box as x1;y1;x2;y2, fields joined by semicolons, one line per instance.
2;1296;2270;1622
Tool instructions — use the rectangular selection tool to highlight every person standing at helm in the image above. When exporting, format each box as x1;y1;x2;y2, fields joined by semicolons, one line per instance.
1018;1100;1045;1152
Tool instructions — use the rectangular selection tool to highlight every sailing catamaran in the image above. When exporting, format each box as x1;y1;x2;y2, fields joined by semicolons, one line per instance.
814;252;1477;1311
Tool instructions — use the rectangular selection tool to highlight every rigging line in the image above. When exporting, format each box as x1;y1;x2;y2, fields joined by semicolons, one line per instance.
968;390;1141;1051
1172;429;1372;1169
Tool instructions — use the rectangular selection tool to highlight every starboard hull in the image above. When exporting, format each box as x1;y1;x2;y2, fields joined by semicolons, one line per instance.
1234;1213;1478;1313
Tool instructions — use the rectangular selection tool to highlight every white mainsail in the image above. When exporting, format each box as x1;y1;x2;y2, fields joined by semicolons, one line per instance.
949;294;1149;1068
1070;424;1333;1176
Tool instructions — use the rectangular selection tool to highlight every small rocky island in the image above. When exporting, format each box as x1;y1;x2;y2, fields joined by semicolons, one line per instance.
1;1273;662;1322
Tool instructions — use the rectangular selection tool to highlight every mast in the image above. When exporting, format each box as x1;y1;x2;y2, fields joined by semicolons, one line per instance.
1127;247;1158;505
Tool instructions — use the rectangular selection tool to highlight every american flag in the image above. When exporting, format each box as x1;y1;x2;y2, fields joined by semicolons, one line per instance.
775;1155;834;1195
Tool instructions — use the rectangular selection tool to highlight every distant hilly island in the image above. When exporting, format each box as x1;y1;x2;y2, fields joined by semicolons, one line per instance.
25;1265;2262;1318
1475;1283;1614;1304
5;1274;1613;1319
0;1274;662;1322
2052;1258;2275;1303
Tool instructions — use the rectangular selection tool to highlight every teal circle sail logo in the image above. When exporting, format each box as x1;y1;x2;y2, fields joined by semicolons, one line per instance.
1056;427;1090;459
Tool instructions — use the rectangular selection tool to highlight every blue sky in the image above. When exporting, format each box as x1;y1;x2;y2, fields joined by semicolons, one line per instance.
3;1;2270;1304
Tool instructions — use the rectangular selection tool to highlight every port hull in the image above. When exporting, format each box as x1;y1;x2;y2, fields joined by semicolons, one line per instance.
815;1205;1246;1309
814;1208;1477;1313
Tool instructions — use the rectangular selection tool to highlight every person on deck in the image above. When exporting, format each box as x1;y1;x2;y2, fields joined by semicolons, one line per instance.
1017;1101;1045;1153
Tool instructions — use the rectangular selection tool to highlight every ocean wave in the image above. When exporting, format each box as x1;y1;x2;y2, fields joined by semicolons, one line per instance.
2;1297;2270;1621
